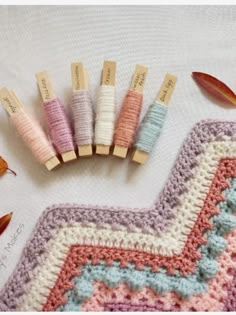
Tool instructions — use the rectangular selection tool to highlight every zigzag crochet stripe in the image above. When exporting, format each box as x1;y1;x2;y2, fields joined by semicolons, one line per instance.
1;120;236;312
70;182;236;311
16;158;236;311
97;223;236;312
61;195;236;311
0;120;234;311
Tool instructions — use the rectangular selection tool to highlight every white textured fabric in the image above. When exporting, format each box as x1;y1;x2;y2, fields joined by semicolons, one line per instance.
0;5;236;289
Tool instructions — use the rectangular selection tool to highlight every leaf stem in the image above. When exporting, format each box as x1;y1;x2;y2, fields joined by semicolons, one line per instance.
7;168;17;176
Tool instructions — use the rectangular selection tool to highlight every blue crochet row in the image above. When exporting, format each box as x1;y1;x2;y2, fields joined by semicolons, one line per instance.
59;178;236;312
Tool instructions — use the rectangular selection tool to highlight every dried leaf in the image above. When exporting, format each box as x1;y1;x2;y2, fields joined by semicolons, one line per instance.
0;156;16;176
192;72;236;106
0;212;13;235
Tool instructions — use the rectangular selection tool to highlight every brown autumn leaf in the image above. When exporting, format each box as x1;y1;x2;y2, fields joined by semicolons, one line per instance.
0;156;16;176
0;212;13;235
192;72;236;106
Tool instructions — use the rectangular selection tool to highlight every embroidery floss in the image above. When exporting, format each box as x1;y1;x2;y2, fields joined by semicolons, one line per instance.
95;61;116;155
43;98;75;155
10;108;59;166
71;91;93;149
114;90;143;148
134;102;168;154
36;71;76;162
132;73;177;164
113;64;148;158
0;88;60;170
95;85;116;147
70;63;93;156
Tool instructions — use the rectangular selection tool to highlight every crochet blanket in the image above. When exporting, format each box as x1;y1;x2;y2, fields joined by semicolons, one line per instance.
1;119;236;312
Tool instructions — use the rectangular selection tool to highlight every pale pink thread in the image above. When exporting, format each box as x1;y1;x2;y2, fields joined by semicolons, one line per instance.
70;90;94;146
114;90;143;148
43;98;74;154
10;108;56;164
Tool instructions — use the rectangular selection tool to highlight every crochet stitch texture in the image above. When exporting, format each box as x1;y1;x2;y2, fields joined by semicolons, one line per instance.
1;119;236;311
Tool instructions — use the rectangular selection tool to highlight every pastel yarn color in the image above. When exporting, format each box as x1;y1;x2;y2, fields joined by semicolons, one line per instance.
62;180;236;310
95;85;116;146
114;90;143;148
10;108;56;164
70;90;94;146
1;120;236;311
43;98;74;154
135;101;168;153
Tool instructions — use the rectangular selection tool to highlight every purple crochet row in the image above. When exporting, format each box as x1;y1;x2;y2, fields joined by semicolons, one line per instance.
0;120;236;311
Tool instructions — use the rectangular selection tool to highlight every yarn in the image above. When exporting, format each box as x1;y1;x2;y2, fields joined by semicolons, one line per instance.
135;101;168;153
70;90;93;146
10;108;56;164
2;120;236;312
43;98;74;154
81;222;236;312
114;90;143;148
95;85;116;146
62;185;236;310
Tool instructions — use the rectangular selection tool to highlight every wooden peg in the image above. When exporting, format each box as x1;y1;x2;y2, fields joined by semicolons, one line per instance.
71;63;93;157
0;88;60;170
131;149;149;164
113;64;148;159
44;156;61;171
132;73;177;165
10;90;24;108
84;68;89;89
113;145;128;158
35;71;56;102
36;71;77;163
96;60;116;156
130;64;148;94
0;87;21;115
78;144;93;156
96;144;110;155
155;73;177;105
71;62;87;91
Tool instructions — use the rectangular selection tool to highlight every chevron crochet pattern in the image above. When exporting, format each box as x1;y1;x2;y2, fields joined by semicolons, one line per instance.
1;120;236;311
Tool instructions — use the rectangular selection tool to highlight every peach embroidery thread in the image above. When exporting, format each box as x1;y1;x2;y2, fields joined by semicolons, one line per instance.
114;90;143;148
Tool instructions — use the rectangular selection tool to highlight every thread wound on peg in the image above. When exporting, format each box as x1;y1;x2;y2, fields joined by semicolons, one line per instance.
43;98;74;154
10;108;56;164
114;90;143;148
95;85;116;146
71;90;94;146
135;101;168;153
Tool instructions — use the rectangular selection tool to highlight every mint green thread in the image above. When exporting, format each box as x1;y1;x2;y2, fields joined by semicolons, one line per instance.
135;101;168;153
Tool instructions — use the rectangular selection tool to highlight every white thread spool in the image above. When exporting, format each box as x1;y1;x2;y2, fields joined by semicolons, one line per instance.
95;85;116;146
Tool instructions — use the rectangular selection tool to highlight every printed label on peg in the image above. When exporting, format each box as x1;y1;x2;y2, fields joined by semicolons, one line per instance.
156;73;177;105
0;88;21;115
36;71;56;102
71;62;87;90
10;91;23;108
102;61;116;86
130;65;148;93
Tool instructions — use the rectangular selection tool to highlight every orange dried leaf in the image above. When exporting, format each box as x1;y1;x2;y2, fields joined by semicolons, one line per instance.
0;212;13;235
192;72;236;106
0;156;16;176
